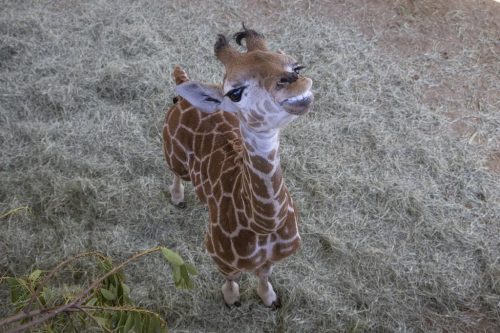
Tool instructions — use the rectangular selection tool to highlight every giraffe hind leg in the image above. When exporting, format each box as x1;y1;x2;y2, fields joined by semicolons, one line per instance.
169;175;186;208
214;259;242;306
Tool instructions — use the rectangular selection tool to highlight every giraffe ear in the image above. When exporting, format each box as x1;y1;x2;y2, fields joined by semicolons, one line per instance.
176;81;224;113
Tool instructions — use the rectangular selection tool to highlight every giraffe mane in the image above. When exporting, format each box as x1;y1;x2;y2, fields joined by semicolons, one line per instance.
228;136;243;161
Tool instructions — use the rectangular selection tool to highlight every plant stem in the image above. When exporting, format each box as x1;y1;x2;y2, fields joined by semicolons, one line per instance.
2;246;164;333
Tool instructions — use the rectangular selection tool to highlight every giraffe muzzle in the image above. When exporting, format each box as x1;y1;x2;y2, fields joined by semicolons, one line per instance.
281;91;314;115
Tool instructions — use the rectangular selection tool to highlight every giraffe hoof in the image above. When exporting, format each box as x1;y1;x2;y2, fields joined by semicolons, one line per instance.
270;298;281;310
174;201;187;209
224;300;241;308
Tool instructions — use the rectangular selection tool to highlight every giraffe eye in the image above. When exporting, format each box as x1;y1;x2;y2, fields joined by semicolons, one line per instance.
226;86;246;102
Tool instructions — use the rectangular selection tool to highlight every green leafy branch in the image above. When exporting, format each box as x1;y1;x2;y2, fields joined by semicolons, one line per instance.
0;246;197;333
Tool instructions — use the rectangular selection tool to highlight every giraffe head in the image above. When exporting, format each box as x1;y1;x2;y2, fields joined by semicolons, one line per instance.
176;26;314;132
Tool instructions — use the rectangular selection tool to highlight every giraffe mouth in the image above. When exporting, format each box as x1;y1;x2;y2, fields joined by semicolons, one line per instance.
280;91;314;115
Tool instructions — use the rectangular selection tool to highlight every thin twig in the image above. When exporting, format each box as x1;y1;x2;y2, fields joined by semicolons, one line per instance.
0;307;82;328
0;308;46;327
5;303;80;333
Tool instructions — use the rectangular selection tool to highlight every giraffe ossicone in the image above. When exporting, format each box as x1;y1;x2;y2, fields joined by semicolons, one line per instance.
162;25;313;307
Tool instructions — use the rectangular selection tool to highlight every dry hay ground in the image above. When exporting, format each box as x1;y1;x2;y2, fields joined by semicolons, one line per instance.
1;0;499;332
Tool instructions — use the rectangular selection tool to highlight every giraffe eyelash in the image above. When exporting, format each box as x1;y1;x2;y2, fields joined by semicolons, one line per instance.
225;86;247;102
293;65;306;74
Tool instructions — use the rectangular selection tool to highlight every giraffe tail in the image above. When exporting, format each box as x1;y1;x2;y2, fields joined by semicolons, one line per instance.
173;65;190;85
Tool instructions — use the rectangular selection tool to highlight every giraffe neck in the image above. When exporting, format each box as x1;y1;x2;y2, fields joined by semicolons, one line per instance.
239;123;290;234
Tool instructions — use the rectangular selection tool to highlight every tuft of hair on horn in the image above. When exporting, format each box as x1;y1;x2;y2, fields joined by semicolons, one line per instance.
233;22;265;47
214;33;241;64
214;34;230;55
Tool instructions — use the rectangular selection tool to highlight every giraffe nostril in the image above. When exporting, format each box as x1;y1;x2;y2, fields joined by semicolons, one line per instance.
278;73;299;86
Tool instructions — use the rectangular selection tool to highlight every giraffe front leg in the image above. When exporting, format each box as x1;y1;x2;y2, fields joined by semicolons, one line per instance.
221;271;242;307
255;262;280;308
222;278;241;307
169;175;186;208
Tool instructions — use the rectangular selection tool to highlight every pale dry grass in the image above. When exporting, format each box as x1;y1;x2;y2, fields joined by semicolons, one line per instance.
1;0;499;332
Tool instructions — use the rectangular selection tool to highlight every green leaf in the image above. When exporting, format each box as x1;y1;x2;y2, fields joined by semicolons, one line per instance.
116;311;127;331
150;316;161;333
185;263;198;275
40;286;52;305
179;265;191;289
85;297;98;306
132;311;142;332
116;283;124;304
159;317;168;333
110;311;120;327
117;270;126;281
172;265;181;284
7;277;29;304
94;315;109;329
123;312;134;333
7;277;21;303
100;288;116;301
140;313;150;333
121;283;131;296
117;282;131;305
160;248;184;266
99;258;113;272
110;274;119;288
29;269;43;283
108;285;119;304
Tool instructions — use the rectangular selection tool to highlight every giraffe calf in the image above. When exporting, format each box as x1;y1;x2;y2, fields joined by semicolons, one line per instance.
163;25;313;307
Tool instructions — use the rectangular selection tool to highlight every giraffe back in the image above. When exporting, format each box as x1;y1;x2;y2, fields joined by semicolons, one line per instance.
163;98;242;204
